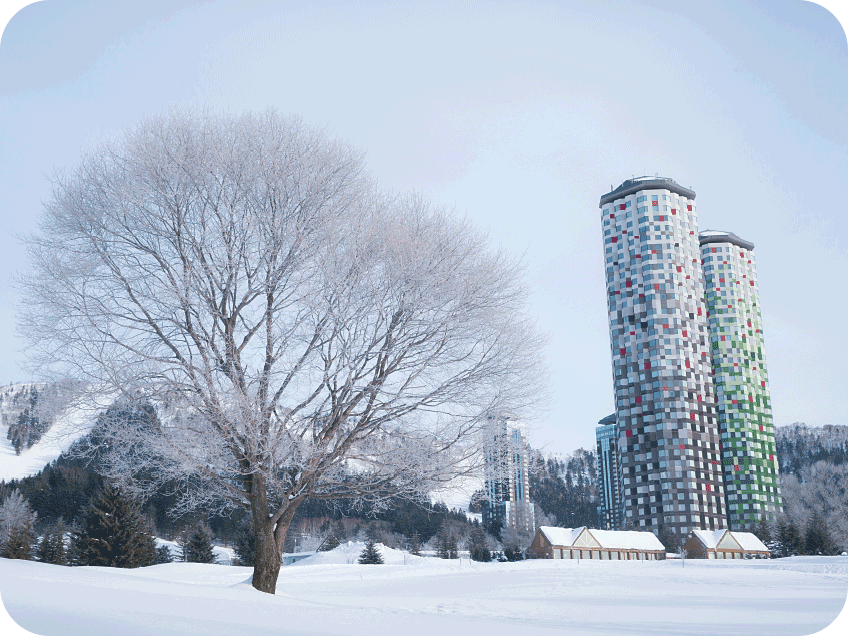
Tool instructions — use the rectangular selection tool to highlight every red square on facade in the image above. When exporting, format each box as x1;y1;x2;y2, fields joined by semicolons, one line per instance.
620;204;626;210
734;465;739;471
654;284;659;290
749;395;753;402
761;381;765;388
697;307;702;315
619;348;626;355
635;396;641;404
697;395;702;401
769;455;774;461
659;215;665;221
626;280;632;287
712;248;716;253
721;335;725;341
689;414;695;421
626;430;633;438
644;362;650;369
685;360;691;368
687;205;692;210
610;214;615;218
706;485;711;492
677;266;682;272
759;425;764;431
612;237;618;243
682;330;688;337
653;201;659;206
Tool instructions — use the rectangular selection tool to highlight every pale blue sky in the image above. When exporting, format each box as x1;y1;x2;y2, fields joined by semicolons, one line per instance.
0;0;845;454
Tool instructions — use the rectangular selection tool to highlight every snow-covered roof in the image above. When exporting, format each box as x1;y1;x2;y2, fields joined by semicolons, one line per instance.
540;526;664;550
731;532;769;552
689;529;769;552
589;529;665;551
691;529;727;549
540;526;584;547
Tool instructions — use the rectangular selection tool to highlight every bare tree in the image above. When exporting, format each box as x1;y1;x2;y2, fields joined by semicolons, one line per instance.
19;110;545;593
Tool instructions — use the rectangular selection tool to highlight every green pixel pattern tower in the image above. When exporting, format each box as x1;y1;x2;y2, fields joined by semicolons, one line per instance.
699;231;782;528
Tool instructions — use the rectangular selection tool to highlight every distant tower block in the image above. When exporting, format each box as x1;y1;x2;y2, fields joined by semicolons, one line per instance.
596;413;623;530
482;413;535;536
699;230;782;527
599;177;727;540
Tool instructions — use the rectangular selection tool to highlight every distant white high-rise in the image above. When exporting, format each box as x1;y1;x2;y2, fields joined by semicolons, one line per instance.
482;413;535;536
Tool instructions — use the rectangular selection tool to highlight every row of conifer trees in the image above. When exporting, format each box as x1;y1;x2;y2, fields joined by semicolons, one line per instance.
0;485;219;567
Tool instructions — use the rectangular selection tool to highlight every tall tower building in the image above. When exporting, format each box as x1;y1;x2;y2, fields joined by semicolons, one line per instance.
595;413;622;530
599;177;726;540
482;414;535;536
699;231;782;528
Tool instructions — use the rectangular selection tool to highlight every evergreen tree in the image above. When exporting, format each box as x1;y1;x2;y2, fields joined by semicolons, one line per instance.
358;538;384;564
318;524;342;552
155;544;173;564
184;523;216;563
233;520;256;566
72;484;157;568
776;514;803;557
36;520;68;565
657;523;678;552
408;532;422;556
0;489;37;560
468;522;491;562
436;521;458;559
804;511;836;555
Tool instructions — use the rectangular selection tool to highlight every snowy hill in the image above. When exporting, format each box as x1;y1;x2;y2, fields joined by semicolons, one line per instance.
0;384;104;482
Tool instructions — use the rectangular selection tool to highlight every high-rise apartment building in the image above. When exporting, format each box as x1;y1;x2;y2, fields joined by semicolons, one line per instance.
482;413;535;536
595;413;622;530
599;177;727;540
699;231;782;527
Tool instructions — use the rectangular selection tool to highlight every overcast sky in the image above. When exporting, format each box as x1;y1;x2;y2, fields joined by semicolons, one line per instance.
0;0;845;455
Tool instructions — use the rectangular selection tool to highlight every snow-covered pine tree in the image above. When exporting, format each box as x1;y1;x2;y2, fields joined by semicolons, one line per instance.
0;489;37;560
358;538;384;564
184;523;216;563
72;484;157;568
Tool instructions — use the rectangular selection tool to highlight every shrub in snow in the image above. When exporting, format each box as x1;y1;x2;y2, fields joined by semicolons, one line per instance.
0;489;37;560
358;539;384;564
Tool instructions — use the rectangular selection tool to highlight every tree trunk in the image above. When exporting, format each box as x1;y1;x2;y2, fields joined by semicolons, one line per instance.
249;487;303;594
252;521;283;594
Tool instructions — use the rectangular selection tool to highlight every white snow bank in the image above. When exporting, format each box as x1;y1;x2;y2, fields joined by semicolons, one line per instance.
2;555;847;636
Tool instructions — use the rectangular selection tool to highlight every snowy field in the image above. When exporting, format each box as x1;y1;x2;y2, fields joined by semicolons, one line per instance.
1;543;847;636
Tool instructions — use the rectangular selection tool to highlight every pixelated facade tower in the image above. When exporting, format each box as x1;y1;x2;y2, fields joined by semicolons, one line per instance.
599;177;727;540
699;230;782;528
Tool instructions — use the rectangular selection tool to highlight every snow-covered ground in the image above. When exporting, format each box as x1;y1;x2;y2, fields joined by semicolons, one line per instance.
1;544;846;636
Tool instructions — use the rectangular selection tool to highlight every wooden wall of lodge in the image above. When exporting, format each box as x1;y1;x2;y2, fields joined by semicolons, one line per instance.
529;547;665;561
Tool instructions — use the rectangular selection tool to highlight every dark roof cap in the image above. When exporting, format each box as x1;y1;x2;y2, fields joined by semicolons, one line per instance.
597;413;616;426
698;230;754;251
599;176;695;208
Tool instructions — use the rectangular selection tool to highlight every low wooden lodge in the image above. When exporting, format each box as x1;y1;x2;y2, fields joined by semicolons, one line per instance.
683;529;770;559
529;526;666;561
